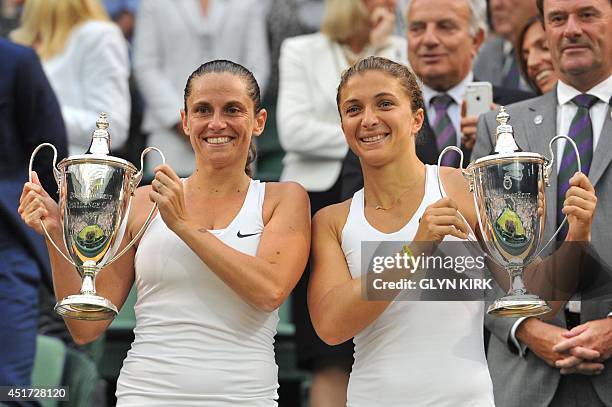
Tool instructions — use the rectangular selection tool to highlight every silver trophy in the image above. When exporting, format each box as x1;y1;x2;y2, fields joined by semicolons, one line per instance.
29;113;164;320
438;107;581;317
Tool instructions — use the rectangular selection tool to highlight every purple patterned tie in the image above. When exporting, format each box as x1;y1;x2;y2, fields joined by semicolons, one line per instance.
557;94;599;240
431;94;459;167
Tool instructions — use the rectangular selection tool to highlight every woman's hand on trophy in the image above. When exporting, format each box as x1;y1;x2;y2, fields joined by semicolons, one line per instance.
149;164;188;233
563;172;597;242
18;171;61;236
413;197;470;243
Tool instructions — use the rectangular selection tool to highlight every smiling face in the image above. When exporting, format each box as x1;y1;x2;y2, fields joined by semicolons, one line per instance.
406;0;484;91
181;72;266;171
522;21;559;93
542;0;612;91
339;70;424;167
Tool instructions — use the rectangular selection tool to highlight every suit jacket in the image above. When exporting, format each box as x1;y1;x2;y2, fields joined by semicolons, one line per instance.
133;0;270;175
277;32;407;192
0;39;68;290
473;36;531;92
473;89;612;406
340;82;533;200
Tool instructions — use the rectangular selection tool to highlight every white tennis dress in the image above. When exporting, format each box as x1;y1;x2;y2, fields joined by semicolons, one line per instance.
342;165;495;407
116;180;279;406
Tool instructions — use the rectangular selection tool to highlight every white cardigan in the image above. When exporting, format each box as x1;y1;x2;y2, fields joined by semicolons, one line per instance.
277;33;407;192
132;0;270;176
43;20;130;155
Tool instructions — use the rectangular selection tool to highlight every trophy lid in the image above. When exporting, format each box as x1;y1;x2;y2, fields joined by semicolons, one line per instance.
57;112;137;173
471;106;545;168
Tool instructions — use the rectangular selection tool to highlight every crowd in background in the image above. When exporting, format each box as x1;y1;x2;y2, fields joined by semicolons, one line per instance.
1;0;611;406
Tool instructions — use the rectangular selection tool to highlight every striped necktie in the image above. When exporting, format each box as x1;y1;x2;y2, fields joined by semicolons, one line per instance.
431;94;459;167
557;94;599;240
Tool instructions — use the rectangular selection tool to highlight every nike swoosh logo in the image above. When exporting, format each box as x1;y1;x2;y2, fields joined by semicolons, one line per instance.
237;231;260;238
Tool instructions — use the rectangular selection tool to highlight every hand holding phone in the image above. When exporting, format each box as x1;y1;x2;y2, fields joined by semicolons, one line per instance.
461;82;493;151
464;82;493;117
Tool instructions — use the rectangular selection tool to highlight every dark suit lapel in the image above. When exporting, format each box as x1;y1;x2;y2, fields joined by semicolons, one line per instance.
589;102;612;187
520;91;558;240
522;91;557;154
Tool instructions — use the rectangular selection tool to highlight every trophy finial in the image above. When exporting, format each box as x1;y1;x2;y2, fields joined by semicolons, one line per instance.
96;112;109;130
494;105;521;154
496;106;510;127
87;112;111;155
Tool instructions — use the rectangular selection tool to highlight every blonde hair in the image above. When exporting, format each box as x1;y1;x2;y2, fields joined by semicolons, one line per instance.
320;0;369;43
11;0;108;60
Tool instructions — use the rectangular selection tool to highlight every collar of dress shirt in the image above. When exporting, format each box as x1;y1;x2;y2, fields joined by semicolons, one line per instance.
502;38;513;58
557;74;612;106
422;71;474;109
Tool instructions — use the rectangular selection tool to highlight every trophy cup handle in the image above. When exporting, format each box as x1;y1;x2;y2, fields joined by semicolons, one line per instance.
535;135;583;257
105;147;166;266
28;143;77;267
436;146;479;242
28;142;61;186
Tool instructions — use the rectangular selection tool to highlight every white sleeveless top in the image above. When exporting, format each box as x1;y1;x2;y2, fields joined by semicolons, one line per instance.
116;180;279;406
342;165;495;407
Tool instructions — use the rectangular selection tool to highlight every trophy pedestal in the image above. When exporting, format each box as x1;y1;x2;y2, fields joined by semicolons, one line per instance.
487;295;551;317
55;294;118;320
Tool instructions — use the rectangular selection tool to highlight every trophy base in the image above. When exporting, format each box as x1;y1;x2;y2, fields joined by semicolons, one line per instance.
55;294;118;320
487;295;551;317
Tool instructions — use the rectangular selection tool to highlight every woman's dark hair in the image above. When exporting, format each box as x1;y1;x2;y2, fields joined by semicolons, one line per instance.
516;15;545;95
336;56;425;115
183;60;261;177
336;56;425;139
536;0;544;17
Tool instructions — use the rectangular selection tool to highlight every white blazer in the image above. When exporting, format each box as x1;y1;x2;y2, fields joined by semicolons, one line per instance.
133;0;270;176
277;33;407;191
43;21;130;155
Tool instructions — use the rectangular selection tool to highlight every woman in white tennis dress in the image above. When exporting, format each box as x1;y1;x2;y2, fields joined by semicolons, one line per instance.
19;60;310;406
308;56;597;406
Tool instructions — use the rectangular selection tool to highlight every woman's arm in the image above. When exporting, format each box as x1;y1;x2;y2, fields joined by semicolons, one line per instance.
19;172;146;344
308;203;392;345
523;172;596;309
310;169;475;345
151;165;311;312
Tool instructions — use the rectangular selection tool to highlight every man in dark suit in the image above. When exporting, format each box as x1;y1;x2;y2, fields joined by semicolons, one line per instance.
473;0;612;405
340;0;533;200
473;0;538;92
0;38;67;389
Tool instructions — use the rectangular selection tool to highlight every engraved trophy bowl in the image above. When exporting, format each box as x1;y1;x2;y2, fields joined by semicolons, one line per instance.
438;107;582;317
29;113;164;320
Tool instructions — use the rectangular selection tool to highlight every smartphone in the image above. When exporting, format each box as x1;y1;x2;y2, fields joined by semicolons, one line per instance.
465;82;493;117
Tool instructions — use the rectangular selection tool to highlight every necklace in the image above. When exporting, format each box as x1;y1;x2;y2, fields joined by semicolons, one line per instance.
371;188;414;211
